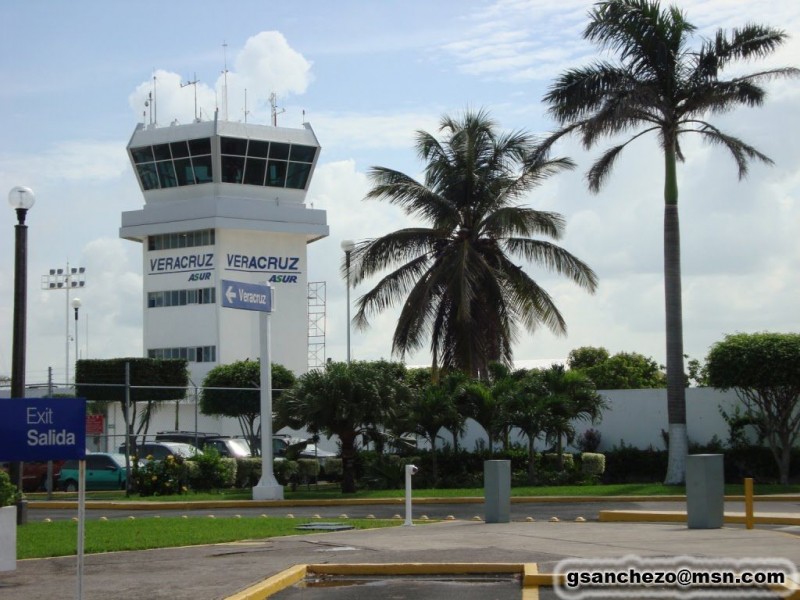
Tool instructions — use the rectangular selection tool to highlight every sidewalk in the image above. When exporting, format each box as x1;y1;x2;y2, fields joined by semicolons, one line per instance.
1;514;799;599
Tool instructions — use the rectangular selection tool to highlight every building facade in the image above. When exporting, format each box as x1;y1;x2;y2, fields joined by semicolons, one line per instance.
120;116;328;384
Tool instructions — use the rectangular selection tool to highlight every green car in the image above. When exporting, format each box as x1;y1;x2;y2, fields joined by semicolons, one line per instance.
59;453;131;492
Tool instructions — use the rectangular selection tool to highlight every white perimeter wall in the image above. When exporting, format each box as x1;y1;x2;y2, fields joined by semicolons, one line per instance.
102;387;742;454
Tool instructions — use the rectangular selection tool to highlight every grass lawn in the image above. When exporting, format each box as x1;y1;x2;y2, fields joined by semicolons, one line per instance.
29;482;800;503
18;516;400;559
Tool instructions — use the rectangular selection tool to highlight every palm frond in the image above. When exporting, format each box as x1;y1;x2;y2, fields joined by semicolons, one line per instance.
503;238;598;292
366;166;458;224
349;228;440;284
544;62;633;124
494;253;568;335
479;207;565;240
353;254;435;332
689;121;773;178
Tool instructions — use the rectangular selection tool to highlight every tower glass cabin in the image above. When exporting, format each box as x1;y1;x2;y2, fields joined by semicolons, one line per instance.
120;118;328;384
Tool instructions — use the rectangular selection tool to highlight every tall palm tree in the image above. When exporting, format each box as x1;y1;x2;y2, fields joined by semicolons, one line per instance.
350;109;598;377
543;0;797;483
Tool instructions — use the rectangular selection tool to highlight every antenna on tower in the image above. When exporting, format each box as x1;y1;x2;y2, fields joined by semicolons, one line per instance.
244;89;249;123
221;41;230;121
181;73;200;122
269;92;285;127
152;72;158;127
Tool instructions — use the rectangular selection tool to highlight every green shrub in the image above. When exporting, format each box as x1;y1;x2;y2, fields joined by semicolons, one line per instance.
603;443;667;483
273;459;298;486
542;453;575;470
186;449;238;490
322;458;343;480
0;471;17;507
360;454;412;489
576;429;602;452
133;455;189;496
297;459;320;485
581;453;606;478
235;458;261;488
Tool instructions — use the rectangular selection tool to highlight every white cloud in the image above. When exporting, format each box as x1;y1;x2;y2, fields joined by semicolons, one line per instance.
127;32;313;126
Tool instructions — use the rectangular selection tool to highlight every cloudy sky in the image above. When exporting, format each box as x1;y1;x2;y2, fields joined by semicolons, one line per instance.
1;0;798;385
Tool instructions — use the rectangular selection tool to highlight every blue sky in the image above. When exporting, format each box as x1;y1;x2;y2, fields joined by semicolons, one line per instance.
1;0;799;384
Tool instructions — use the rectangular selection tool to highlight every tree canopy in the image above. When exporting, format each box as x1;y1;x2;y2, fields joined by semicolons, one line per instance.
200;359;295;451
350;109;597;377
568;346;666;389
706;332;800;484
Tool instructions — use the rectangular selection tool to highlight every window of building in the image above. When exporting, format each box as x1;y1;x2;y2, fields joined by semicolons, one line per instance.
131;137;213;191
147;229;215;251
147;287;216;308
147;346;216;363
219;137;316;191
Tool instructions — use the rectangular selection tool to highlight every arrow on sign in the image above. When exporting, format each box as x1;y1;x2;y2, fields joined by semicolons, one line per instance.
225;285;236;304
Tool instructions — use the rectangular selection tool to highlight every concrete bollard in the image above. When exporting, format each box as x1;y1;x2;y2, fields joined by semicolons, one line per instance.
484;460;511;523
686;454;724;529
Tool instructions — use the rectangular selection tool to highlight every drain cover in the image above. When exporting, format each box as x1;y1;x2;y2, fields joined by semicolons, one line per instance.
295;522;355;531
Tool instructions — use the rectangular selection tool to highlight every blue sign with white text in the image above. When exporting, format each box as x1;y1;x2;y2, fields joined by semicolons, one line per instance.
0;398;87;461
221;279;273;313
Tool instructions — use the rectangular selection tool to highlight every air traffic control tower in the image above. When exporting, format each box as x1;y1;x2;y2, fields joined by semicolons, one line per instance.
120;116;328;384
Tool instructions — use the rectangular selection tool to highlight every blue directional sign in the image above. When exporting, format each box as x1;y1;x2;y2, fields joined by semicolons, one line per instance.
221;279;273;312
0;398;87;461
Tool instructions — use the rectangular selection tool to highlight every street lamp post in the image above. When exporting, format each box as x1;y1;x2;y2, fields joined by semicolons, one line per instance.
9;186;35;490
9;186;35;399
42;264;86;388
340;240;355;363
72;297;82;367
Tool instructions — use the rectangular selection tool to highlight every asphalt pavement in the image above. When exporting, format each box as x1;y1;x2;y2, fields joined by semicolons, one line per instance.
1;497;798;599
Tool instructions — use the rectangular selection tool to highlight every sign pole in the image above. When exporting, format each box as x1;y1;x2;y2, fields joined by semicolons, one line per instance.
76;459;86;600
252;285;282;500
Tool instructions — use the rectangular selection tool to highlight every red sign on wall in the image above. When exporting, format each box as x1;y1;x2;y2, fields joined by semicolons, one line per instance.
86;414;105;435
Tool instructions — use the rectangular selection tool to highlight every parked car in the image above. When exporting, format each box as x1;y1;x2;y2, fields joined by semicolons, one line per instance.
155;431;252;458
202;437;252;458
119;441;202;461
59;453;130;492
0;461;65;493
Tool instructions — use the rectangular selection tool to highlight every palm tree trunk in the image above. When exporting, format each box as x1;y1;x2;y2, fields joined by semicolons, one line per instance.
430;436;438;485
527;435;536;485
340;433;358;494
663;141;688;485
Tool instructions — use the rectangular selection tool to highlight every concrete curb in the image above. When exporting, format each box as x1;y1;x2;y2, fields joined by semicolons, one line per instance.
27;493;800;511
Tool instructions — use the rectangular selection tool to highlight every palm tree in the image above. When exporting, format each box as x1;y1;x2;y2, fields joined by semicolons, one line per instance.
277;360;410;493
401;373;462;484
543;0;798;483
505;369;551;484
349;109;598;377
540;365;607;470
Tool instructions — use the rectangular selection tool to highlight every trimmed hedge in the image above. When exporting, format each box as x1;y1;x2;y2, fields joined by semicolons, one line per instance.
581;453;606;478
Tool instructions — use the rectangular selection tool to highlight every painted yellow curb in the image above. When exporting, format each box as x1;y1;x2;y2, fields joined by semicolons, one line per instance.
306;562;524;576
599;510;800;526
225;564;307;600
224;562;536;599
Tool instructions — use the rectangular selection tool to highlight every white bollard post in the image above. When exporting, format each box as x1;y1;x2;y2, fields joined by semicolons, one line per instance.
404;464;418;527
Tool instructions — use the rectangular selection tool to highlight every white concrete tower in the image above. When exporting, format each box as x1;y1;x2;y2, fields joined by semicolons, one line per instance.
120;116;328;384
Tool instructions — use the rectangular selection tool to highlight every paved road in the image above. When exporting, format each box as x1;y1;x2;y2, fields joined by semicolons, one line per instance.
4;517;800;600
27;498;800;525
